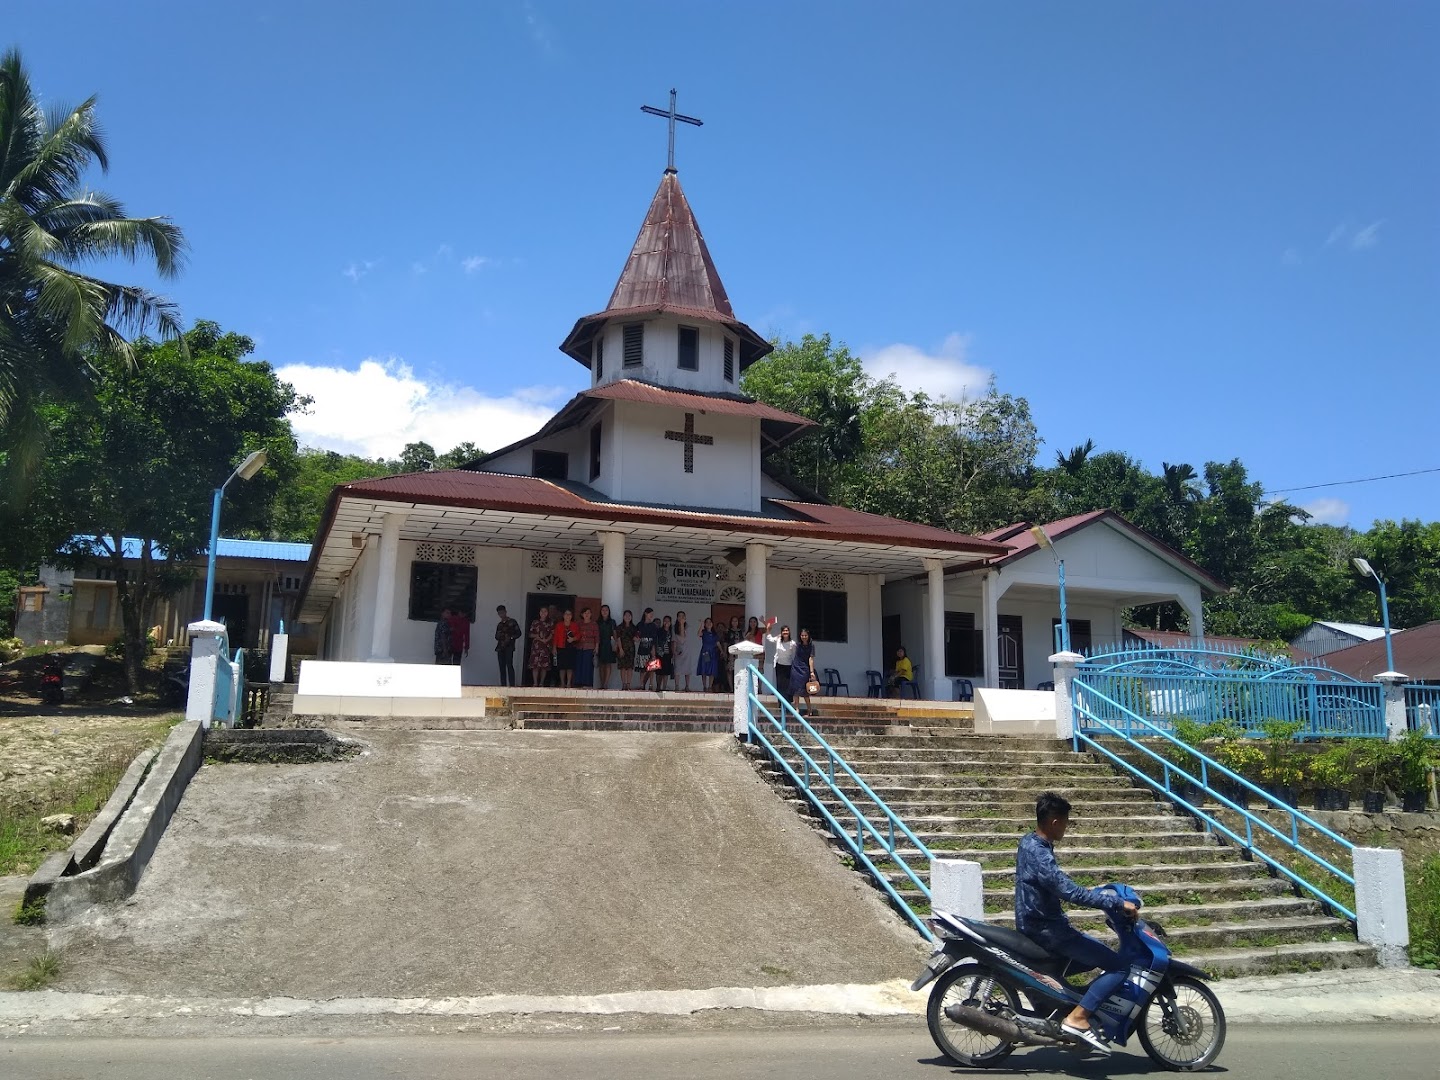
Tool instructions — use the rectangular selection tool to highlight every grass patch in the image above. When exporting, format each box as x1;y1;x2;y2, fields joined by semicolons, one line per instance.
8;949;63;991
1412;853;1440;968
759;964;794;979
12;897;46;926
0;716;176;876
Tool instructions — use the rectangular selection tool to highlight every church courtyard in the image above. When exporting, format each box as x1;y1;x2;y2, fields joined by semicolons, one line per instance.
47;729;923;999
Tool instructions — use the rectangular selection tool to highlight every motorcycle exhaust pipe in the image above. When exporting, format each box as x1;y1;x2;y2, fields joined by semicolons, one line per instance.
943;1005;1053;1047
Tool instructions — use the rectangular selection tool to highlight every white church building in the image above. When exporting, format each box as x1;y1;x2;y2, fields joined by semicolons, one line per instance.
295;168;1222;699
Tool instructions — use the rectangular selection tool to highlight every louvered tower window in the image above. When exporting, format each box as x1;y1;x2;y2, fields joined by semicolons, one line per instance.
678;326;699;371
622;323;644;367
723;337;735;383
594;336;604;379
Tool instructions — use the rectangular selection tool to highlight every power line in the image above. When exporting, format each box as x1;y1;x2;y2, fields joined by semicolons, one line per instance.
1264;465;1440;496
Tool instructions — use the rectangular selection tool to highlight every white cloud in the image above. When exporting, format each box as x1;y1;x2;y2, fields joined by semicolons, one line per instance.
860;332;991;401
523;0;556;54
1298;497;1351;526
462;255;493;273
276;358;568;460
1351;219;1384;250
1281;247;1303;266
342;259;378;282
1325;223;1348;247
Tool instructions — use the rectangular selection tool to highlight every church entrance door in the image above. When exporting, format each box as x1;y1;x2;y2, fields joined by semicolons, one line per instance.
710;602;745;632
523;591;574;686
997;615;1025;689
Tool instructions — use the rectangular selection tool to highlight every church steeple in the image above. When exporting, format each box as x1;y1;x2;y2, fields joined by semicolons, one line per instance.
559;171;772;382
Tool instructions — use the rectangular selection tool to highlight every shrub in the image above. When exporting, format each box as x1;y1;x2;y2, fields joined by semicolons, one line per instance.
1394;730;1439;794
1311;743;1359;793
1412;854;1440;969
0;637;25;663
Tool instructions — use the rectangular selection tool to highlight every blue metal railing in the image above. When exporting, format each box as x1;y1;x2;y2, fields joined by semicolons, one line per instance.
1404;684;1440;738
1072;676;1357;921
744;664;936;939
1077;668;1386;739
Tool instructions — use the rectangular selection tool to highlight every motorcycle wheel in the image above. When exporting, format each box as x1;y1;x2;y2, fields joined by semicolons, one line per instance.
1137;974;1226;1071
926;963;1020;1068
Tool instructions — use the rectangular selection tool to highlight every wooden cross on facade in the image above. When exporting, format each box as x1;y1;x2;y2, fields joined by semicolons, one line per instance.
641;88;703;174
664;412;713;473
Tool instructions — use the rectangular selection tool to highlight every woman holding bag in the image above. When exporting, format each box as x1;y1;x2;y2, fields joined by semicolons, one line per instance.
791;627;819;717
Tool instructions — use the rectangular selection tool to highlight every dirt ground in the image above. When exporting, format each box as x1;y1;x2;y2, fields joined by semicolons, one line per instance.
49;729;926;999
0;711;175;817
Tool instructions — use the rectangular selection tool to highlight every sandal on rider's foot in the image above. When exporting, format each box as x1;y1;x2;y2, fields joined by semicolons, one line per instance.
1060;1024;1111;1056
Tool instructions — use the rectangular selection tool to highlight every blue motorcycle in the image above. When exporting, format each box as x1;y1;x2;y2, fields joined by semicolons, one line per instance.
913;884;1226;1071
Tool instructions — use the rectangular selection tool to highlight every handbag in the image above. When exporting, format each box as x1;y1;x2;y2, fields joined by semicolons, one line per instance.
805;679;821;696
646;657;662;672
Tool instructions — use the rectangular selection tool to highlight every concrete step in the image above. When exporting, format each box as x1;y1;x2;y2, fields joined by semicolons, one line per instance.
920;830;1211;849
880;862;1271;889
806;797;1175;819
1160;915;1356;953
806;782;1157;803
967;877;1294;909
773;758;1118;779
1177;940;1376;977
978;896;1332;929
872;844;1242;867
851;813;1185;834
799;746;1090;764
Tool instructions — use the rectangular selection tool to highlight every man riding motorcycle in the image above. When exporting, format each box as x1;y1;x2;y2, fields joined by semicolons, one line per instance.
1015;791;1138;1056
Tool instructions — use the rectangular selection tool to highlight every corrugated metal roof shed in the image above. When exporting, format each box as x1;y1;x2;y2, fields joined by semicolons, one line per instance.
1323;621;1440;681
66;535;311;563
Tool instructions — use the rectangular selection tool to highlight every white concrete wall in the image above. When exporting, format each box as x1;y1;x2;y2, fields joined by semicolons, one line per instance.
592;316;742;396
609;400;760;510
482;423;594;484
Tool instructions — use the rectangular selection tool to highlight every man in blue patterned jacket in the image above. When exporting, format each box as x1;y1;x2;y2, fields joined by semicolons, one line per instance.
1015;791;1139;1055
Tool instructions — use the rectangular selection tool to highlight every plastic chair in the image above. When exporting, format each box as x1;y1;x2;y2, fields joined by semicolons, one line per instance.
1036;680;1055;692
952;678;974;702
866;670;884;698
903;665;923;699
821;667;848;696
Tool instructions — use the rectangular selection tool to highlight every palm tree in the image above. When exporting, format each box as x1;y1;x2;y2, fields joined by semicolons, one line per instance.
0;47;186;467
1055;438;1095;476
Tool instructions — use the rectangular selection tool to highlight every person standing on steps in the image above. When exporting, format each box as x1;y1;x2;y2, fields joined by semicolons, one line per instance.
446;607;471;668
614;609;637;690
696;617;720;692
635;608;657;691
575;607;600;689
528;607;554;688
792;627;818;716
595;604;617;690
655;614;674;692
494;605;521;687
765;618;796;705
553;609;578;689
1015;791;1137;1057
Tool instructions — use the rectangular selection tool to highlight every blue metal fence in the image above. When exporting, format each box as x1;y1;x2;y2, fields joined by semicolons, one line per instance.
1077;642;1386;739
1071;676;1359;921
743;664;936;939
1405;684;1440;737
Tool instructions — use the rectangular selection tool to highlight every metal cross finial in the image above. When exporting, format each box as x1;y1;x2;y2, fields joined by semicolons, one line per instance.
641;89;703;174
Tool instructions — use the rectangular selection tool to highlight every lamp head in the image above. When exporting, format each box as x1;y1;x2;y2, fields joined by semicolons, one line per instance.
1029;525;1054;552
236;450;268;481
1353;557;1376;580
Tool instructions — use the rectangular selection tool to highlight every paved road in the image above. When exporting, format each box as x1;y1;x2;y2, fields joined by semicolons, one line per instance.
5;1024;1439;1079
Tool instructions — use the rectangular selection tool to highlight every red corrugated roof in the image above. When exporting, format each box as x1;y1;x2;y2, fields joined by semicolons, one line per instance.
324;470;1008;556
584;380;814;428
1321;621;1440;681
558;173;773;370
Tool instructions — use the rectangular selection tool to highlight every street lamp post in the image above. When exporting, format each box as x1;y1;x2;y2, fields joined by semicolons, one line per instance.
1352;558;1396;673
202;450;268;622
1030;525;1070;653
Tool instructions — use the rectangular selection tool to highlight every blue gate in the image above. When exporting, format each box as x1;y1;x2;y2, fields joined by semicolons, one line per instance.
1076;642;1386;739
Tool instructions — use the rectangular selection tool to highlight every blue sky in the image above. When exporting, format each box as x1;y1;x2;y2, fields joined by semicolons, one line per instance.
10;1;1437;528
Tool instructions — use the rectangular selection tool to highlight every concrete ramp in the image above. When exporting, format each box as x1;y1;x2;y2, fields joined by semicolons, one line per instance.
51;730;923;998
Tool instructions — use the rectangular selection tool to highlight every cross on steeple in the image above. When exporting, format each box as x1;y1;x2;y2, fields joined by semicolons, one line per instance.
663;412;713;473
641;89;703;174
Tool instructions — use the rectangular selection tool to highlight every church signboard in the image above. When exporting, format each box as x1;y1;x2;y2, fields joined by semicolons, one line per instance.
654;560;717;605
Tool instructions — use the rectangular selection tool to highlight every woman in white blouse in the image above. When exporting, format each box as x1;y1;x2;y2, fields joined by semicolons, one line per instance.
764;616;797;703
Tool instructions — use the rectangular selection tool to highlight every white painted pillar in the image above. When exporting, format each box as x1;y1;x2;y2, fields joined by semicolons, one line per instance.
730;640;765;737
981;570;1001;690
1177;586;1205;641
269;633;289;683
598;530;626;616
368;513;405;662
930;858;985;920
1050;650;1085;742
1354;846;1410;967
185;619;228;729
923;558;948;700
1376;672;1409;742
869;573;884;686
746;543;770;622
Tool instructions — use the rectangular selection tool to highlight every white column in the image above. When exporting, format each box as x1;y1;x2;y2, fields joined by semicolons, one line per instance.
1050;650;1085;742
923;558;948;700
185;619;228;729
981;571;1001;690
368;513;405;662
869;573;884;686
1354;847;1410;967
930;858;985;920
730;640;765;737
1376;671;1409;742
746;542;770;621
1177;586;1205;641
598;530;626;616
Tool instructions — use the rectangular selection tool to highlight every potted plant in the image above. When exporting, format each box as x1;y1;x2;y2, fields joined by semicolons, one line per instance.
1258;718;1308;808
1164;717;1210;804
1357;741;1395;813
1310;743;1356;811
1213;734;1262;810
1395;730;1438;813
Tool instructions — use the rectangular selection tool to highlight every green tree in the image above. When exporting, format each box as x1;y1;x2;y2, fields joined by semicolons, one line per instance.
435;441;483;470
268;448;394;542
32;321;301;691
0;47;185;476
395;441;436;473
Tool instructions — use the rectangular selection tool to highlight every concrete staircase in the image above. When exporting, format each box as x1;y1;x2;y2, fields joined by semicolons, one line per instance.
752;720;1376;977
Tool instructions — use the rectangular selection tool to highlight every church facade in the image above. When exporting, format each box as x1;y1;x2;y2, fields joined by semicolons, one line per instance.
295;169;1008;695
